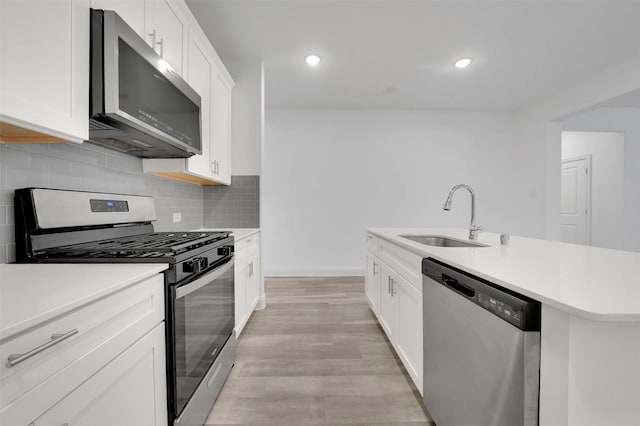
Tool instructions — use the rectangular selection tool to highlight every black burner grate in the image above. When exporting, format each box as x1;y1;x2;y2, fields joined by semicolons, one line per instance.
44;232;228;257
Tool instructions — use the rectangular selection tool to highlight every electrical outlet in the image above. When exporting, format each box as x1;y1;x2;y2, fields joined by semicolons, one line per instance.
172;212;182;223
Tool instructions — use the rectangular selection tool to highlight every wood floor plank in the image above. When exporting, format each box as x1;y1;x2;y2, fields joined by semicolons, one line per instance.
206;277;434;425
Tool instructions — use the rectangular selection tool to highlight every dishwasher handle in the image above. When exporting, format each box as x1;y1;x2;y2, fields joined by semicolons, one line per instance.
442;274;475;298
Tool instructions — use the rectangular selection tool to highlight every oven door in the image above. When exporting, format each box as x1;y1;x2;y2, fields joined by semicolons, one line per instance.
169;257;234;418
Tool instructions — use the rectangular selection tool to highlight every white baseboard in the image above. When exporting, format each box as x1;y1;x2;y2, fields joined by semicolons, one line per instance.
264;267;365;277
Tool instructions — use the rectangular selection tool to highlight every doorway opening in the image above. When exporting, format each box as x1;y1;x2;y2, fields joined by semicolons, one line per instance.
560;131;624;248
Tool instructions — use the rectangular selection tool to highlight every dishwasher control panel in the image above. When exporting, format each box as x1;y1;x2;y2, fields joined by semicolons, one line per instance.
477;293;522;328
422;257;541;331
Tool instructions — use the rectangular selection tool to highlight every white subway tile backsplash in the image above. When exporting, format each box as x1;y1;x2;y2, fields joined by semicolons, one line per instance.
0;143;204;264
203;176;260;228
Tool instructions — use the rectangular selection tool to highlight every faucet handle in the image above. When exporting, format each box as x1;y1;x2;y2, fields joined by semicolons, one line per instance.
469;224;484;240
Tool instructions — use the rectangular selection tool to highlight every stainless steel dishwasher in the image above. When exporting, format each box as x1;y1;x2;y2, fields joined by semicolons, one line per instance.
422;258;541;426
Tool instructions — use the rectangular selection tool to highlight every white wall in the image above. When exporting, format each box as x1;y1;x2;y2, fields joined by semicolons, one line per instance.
226;59;264;176
561;131;625;250
263;109;516;276
511;52;640;243
561;108;640;252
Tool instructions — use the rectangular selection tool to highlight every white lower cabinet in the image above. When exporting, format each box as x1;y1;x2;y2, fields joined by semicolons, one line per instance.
365;255;380;314
396;275;423;391
365;233;423;394
0;274;167;426
30;324;167;426
235;233;262;336
378;266;398;341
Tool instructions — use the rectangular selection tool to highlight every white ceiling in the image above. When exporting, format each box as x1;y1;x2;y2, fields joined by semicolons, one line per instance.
186;0;640;111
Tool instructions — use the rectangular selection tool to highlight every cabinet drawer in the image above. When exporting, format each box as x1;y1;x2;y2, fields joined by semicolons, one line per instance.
235;235;259;261
366;233;380;256
379;239;422;291
0;274;164;413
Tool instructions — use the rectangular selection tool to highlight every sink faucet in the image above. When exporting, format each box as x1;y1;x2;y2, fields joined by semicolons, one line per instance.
443;184;484;240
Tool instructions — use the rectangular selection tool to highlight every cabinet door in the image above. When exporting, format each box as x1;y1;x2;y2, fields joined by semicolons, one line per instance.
365;255;381;314
245;255;261;314
185;30;213;179
378;267;398;343
211;67;232;184
0;0;89;143
396;276;423;393
90;0;147;39
150;0;185;75
30;324;167;426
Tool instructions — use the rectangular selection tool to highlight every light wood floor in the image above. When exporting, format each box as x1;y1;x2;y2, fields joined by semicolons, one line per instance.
206;277;434;425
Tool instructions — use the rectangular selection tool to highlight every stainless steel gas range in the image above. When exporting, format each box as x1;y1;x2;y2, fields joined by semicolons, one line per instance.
14;188;235;426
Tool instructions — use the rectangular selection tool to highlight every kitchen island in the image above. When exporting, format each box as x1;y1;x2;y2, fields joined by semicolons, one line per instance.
366;228;640;426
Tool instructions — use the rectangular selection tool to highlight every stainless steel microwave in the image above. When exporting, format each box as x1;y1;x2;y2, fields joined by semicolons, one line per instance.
89;9;201;158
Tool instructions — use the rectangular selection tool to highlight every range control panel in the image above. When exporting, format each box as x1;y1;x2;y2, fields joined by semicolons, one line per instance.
90;199;129;212
478;293;522;328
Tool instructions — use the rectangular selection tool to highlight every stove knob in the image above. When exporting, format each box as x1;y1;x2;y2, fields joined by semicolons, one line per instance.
218;246;232;256
183;260;201;273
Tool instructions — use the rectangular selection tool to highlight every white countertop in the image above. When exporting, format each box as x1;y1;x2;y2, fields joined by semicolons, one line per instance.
368;228;640;322
0;263;167;341
197;228;260;241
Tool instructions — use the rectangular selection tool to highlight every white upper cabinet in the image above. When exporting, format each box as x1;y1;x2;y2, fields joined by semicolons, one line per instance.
90;0;146;38
143;2;234;186
91;0;186;76
0;0;89;143
149;0;186;76
185;29;214;179
211;67;233;184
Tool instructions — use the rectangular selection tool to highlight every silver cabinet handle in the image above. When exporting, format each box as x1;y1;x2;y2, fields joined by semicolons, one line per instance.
6;329;78;368
157;37;164;57
388;276;391;294
372;262;377;276
148;30;157;49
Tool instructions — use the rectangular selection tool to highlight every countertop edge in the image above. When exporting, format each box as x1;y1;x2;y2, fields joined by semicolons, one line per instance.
0;264;168;341
366;228;640;322
195;228;260;242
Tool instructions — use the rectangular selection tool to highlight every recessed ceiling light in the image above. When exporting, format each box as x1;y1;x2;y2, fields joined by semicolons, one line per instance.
305;55;321;66
454;58;473;69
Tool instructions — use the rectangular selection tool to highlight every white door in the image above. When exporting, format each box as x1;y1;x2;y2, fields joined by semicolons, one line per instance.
560;155;591;245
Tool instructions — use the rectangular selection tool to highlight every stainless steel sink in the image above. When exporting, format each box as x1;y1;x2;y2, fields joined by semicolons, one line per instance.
400;235;489;248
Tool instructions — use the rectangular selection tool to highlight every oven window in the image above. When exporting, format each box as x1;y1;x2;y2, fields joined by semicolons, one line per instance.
172;259;234;415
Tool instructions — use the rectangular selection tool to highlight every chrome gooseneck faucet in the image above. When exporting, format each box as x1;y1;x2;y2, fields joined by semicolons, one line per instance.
443;184;484;240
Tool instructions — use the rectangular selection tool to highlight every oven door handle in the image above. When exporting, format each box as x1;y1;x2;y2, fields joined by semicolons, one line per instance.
176;257;234;299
